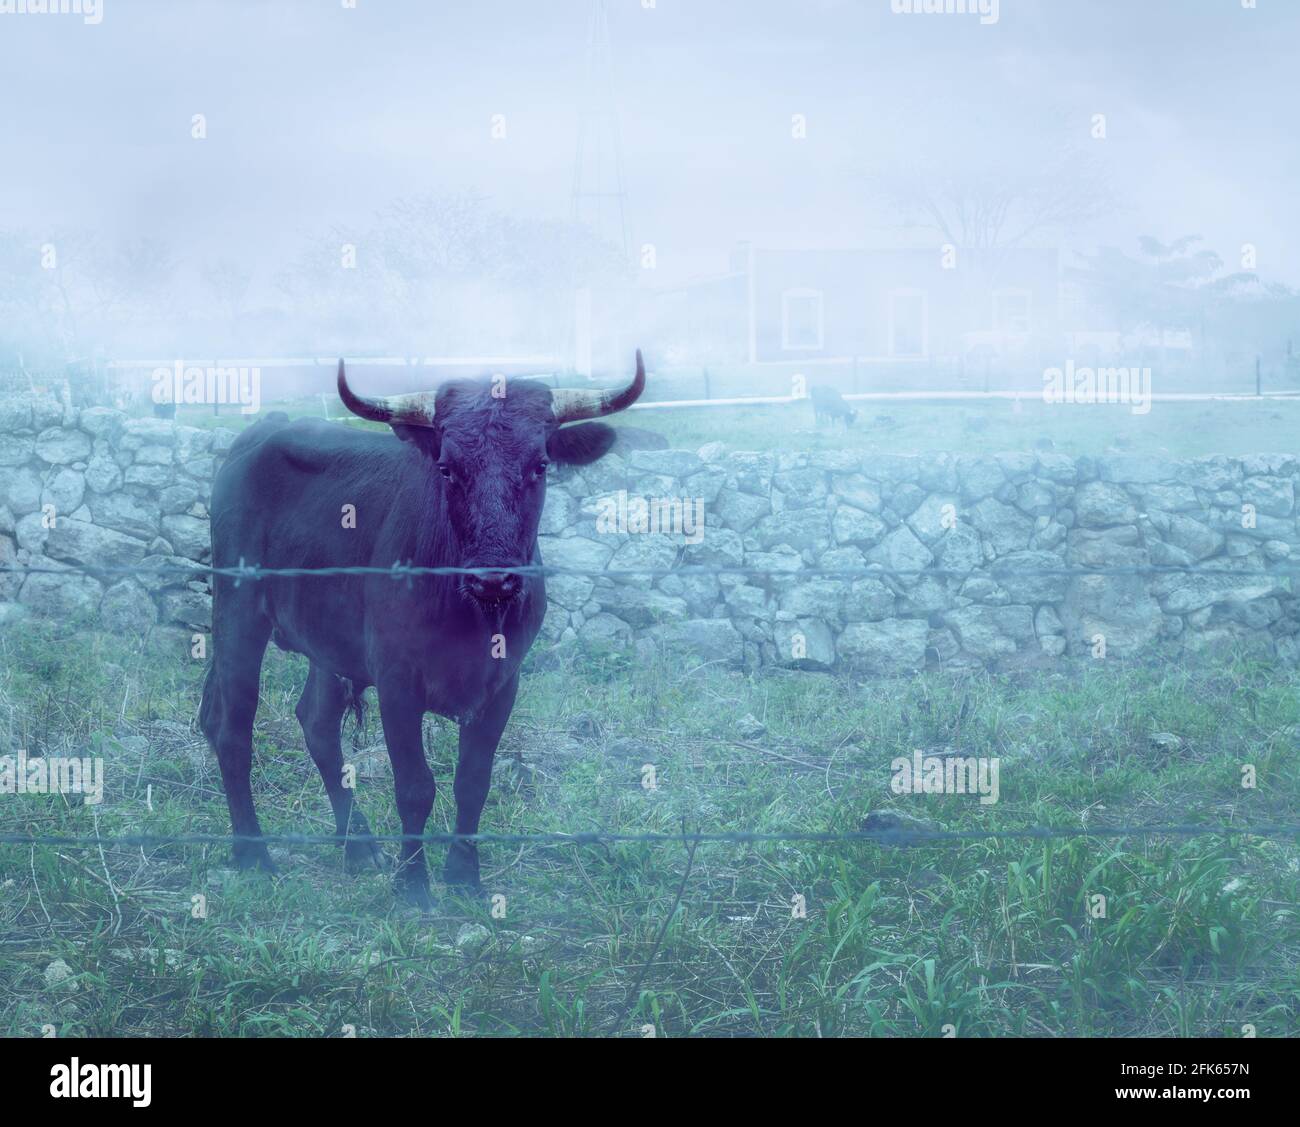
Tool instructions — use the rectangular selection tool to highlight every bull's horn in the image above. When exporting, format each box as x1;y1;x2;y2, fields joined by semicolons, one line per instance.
336;359;437;426
551;349;645;423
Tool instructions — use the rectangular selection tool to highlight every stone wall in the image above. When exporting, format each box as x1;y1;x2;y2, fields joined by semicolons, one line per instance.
0;396;233;636
2;399;1297;670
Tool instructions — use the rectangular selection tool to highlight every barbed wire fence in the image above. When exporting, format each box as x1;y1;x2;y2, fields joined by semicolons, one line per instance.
0;553;1296;854
4;559;1300;582
1;827;1297;850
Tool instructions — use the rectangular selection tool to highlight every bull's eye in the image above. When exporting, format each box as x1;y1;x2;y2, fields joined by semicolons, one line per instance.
533;461;549;480
438;463;454;482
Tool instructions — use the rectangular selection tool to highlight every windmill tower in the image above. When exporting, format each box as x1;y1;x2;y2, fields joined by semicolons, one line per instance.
572;0;631;259
568;0;631;376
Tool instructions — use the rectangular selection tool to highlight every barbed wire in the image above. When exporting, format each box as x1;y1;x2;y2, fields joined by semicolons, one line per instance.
2;559;1298;583
3;534;1296;853
1;824;1297;849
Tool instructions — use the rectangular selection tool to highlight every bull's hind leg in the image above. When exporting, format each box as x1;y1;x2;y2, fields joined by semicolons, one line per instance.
296;664;384;873
201;608;275;872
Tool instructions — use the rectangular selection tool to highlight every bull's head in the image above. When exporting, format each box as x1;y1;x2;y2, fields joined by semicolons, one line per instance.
337;352;645;605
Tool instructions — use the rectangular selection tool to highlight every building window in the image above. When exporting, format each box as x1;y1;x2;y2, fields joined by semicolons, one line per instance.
993;289;1032;334
889;290;928;358
782;288;824;351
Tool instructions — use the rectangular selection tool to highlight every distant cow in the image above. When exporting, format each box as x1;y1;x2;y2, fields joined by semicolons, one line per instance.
200;352;646;908
809;385;856;427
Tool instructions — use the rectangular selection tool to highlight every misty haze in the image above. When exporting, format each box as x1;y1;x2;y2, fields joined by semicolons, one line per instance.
0;0;1296;1063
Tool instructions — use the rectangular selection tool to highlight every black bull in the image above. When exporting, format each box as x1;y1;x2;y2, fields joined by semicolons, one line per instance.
199;353;645;908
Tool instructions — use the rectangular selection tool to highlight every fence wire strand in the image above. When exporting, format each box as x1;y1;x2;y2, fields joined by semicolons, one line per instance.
3;560;1300;582
3;530;1297;857
2;825;1297;849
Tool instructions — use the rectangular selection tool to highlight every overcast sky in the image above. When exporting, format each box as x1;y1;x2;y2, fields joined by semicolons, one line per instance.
2;0;1297;294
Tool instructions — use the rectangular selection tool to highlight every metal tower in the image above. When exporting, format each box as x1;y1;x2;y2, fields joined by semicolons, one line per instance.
571;0;631;262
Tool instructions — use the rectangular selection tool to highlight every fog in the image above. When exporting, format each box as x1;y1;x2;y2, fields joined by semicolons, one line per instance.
3;4;1299;1044
2;0;1297;392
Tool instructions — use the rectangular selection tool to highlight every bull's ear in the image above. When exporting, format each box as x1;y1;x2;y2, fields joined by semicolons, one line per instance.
392;423;441;458
547;421;616;465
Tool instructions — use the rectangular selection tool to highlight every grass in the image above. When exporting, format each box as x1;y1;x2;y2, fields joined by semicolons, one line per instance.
171;391;1300;461
0;618;1296;1037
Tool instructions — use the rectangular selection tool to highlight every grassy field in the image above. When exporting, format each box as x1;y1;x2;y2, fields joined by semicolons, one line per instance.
626;397;1300;460
1;619;1296;1037
174;394;1300;460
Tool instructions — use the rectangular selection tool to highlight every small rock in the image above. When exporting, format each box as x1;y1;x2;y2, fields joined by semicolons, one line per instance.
734;713;766;740
455;923;491;952
123;947;185;970
605;737;653;762
569;712;602;740
1148;732;1183;754
859;809;941;844
43;958;78;992
491;756;534;788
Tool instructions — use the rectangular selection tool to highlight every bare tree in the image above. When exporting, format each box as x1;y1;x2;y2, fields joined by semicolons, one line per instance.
201;259;253;327
275;192;628;356
871;145;1114;251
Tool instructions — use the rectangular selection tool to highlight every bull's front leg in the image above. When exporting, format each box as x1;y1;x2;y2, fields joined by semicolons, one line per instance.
445;671;519;890
377;675;436;910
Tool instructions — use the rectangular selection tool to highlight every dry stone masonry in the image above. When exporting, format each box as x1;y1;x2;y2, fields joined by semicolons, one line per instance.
0;395;233;639
1;396;1297;671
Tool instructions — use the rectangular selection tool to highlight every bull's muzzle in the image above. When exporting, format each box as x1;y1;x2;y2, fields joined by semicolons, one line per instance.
465;568;523;605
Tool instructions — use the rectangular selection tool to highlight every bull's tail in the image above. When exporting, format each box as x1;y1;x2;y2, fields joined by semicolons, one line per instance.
343;678;367;746
198;662;220;744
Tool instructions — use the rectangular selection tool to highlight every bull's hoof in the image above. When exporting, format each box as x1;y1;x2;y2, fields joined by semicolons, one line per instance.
442;846;480;890
344;837;388;874
234;845;279;875
442;876;482;898
394;876;436;913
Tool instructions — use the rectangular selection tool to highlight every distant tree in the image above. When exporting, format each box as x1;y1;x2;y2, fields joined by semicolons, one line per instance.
0;230;175;368
0;231;51;366
201;259;253;329
871;145;1114;251
1069;235;1259;340
275;192;629;357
